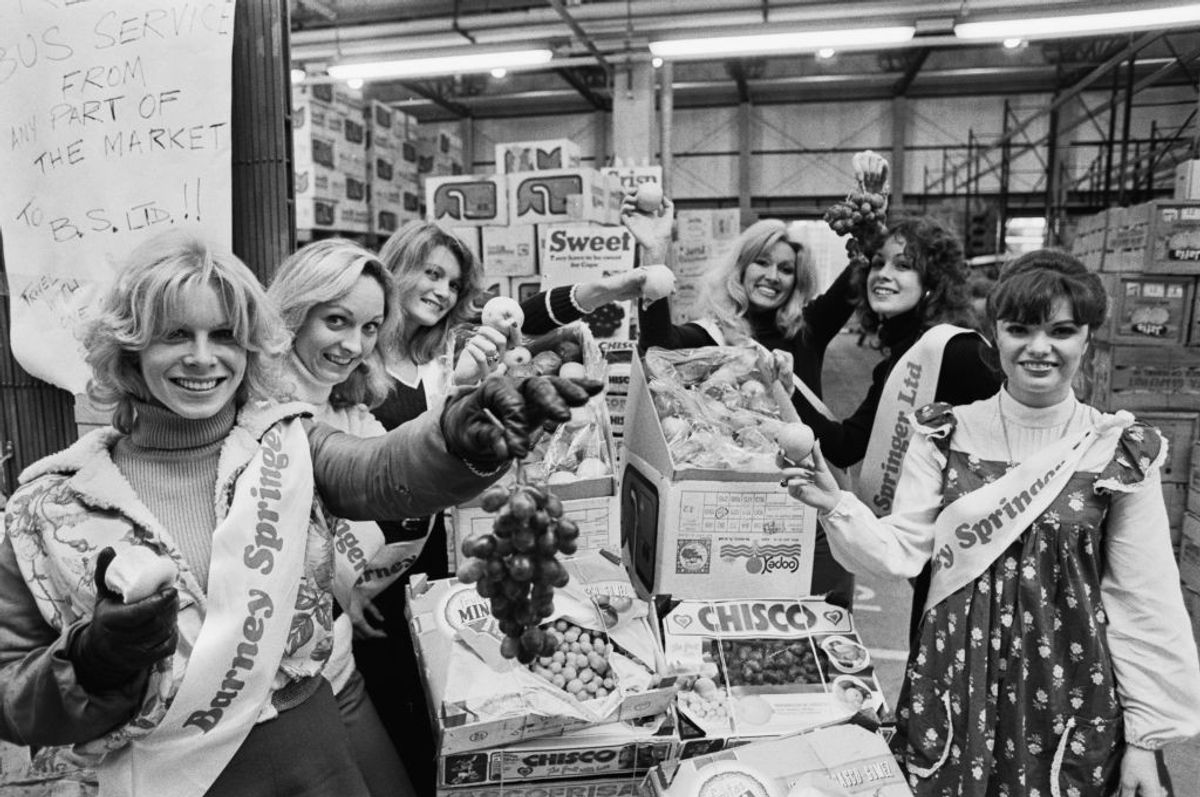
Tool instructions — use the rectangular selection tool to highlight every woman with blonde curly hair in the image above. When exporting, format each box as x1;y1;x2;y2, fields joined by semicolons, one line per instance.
267;238;414;797
0;230;598;797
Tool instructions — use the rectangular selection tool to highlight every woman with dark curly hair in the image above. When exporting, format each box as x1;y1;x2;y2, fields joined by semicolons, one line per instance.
790;216;1000;632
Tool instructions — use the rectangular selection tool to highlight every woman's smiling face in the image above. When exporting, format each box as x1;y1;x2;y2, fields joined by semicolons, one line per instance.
867;235;924;318
995;297;1088;408
741;240;797;312
401;245;462;330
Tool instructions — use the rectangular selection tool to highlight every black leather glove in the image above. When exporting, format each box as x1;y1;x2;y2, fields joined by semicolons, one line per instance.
69;547;180;692
441;374;604;468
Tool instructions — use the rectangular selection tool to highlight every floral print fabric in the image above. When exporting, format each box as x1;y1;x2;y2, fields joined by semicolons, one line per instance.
895;406;1161;796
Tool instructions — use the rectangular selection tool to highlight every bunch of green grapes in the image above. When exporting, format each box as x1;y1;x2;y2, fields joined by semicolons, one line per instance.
457;484;581;663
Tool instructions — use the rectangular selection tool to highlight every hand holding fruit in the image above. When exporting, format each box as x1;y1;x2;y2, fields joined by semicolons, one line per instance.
637;264;676;304
441;374;604;466
70;546;179;691
619;192;674;264
754;348;795;394
481;296;525;334
454;324;510;385
779;440;841;513
851;149;890;195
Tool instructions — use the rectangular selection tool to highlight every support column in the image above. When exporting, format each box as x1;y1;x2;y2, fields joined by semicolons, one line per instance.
594;109;609;167
659;61;674;195
460;117;475;172
890;96;908;208
738;101;754;228
231;0;292;283
612;60;655;165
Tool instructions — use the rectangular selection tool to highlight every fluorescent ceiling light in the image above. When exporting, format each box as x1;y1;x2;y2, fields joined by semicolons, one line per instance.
649;26;914;60
327;48;553;81
955;4;1200;40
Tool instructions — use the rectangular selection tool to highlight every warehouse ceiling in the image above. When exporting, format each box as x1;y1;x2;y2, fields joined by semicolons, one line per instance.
288;0;1200;121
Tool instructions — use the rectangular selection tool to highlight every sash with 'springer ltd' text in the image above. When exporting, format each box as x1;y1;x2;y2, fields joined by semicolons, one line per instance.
856;324;971;516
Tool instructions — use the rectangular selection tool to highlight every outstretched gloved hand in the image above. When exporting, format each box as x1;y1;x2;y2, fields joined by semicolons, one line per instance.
69;546;180;692
441;374;604;470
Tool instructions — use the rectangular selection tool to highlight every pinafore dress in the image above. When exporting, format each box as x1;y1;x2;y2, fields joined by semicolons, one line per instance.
894;403;1163;797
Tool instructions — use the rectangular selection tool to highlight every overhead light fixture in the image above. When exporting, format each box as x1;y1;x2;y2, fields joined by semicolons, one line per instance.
290;68;307;84
652;56;664;68
490;67;508;79
346;78;364;90
327;48;553;81
816;47;837;59
955;4;1200;41
1002;38;1024;49
649;26;915;60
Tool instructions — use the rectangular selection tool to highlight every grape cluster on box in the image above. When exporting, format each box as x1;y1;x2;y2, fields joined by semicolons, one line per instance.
822;189;889;272
457;483;581;662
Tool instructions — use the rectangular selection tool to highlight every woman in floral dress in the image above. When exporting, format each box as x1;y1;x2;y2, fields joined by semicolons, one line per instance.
783;249;1200;795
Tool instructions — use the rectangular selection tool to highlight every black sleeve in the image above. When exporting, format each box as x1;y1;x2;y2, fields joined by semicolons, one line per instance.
637;296;717;352
520;286;581;336
801;261;858;349
794;357;889;469
934;333;1002;406
305;412;501;521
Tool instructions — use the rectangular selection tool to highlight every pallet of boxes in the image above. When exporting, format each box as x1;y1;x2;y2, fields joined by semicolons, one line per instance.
422;137;657;447
1071;197;1200;648
293;88;422;240
619;343;908;793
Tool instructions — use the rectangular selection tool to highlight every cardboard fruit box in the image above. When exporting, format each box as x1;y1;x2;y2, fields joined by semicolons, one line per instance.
621;347;819;599
449;323;619;570
642;724;912;797
660;597;887;755
436;710;678;789
406;551;679;755
435;775;642;797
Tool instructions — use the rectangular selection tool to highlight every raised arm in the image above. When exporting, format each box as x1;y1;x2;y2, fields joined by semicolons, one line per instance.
802;261;858;349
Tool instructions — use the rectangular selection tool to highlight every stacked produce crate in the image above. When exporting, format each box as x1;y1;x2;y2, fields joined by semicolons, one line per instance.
293;88;420;239
1073;199;1200;646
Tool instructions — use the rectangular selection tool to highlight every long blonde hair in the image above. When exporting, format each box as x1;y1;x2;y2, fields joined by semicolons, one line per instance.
268;238;393;409
83;230;288;433
692;219;817;343
377;221;482;365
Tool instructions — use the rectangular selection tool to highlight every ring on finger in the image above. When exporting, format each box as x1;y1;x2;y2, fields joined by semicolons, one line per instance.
486;352;499;365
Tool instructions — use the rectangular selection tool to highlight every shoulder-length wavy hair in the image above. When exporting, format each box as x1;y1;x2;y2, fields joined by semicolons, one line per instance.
377;221;483;366
268;238;393;409
853;216;975;336
83;230;288;433
692;219;818;343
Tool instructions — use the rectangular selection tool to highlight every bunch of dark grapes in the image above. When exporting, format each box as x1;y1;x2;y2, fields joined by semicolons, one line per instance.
457;483;581;663
823;189;889;272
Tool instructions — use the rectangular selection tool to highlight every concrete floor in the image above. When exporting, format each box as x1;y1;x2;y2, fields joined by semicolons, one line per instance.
819;329;1200;797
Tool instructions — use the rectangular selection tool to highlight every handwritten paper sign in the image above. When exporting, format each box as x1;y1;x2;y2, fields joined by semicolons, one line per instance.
0;0;236;392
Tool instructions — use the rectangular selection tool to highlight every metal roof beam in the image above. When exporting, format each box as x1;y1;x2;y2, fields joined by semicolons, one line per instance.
893;48;930;96
546;0;612;76
554;67;611;111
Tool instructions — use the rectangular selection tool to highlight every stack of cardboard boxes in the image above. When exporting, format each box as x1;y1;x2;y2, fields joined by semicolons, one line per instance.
293;88;421;238
422;138;663;443
1072;198;1200;647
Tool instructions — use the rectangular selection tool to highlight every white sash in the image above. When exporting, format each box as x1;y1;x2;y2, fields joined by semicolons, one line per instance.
923;412;1132;613
100;420;314;797
856;324;969;516
332;517;431;602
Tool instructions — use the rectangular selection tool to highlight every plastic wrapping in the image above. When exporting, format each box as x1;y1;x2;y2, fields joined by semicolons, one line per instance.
644;345;788;471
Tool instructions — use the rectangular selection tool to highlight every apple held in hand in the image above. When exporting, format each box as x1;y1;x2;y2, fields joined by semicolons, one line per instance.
776;422;815;464
105;547;178;604
635;182;663;213
639;264;676;303
504;346;533;369
481;296;525;332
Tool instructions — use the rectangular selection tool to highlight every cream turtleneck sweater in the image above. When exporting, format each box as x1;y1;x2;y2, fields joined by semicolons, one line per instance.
111;400;236;591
